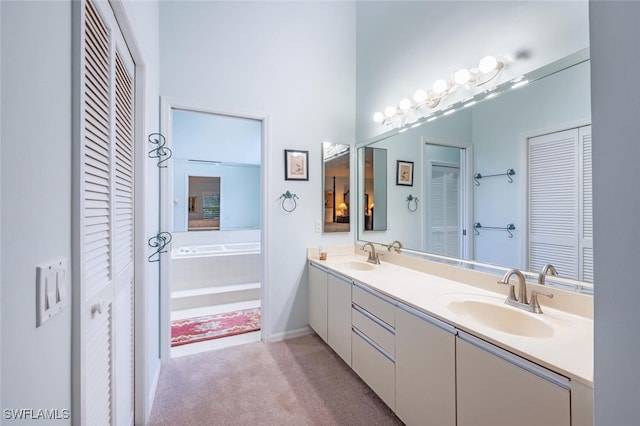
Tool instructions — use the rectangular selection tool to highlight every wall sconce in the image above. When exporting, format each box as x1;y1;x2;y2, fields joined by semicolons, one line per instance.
373;54;510;128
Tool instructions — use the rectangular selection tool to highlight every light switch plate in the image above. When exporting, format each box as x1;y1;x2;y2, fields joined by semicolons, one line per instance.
36;258;67;327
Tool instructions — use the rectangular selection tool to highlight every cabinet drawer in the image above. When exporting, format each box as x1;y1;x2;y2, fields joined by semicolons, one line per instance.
352;284;395;327
352;329;396;410
352;306;395;357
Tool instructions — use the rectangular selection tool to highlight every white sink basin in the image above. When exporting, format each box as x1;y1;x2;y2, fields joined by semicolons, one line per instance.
343;261;376;271
446;298;554;338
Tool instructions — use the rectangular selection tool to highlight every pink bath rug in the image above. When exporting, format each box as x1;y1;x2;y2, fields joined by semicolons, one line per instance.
171;308;261;347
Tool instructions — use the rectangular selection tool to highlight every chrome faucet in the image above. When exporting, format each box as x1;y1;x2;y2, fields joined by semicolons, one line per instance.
388;240;403;253
498;269;528;305
538;264;558;285
498;268;554;314
361;242;380;265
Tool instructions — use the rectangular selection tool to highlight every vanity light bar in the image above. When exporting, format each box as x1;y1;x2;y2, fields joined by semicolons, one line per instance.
373;54;511;128
511;80;529;89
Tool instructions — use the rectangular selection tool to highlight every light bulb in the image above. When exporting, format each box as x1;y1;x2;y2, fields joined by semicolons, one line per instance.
453;68;471;85
373;112;385;123
413;89;428;103
478;55;498;73
384;106;397;118
432;79;448;94
399;98;412;111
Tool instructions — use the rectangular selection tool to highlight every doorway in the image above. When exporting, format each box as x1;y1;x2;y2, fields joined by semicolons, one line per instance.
423;141;471;259
159;99;267;361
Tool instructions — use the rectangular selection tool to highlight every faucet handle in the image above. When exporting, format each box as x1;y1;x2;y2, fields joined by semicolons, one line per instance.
529;290;554;314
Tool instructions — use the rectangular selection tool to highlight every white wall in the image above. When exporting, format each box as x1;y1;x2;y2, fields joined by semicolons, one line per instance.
356;0;590;142
590;2;640;424
1;1;161;423
1;1;73;419
159;1;356;338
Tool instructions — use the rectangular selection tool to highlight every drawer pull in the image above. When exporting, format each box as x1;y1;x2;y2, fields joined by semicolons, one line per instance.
353;327;395;363
352;303;395;334
458;331;570;391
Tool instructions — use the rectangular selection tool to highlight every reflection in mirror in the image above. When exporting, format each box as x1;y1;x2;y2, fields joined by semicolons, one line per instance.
172;109;261;232
357;50;593;290
322;142;350;233
362;146;387;231
187;176;221;230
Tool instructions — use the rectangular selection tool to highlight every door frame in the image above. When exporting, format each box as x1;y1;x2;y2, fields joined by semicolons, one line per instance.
159;97;269;364
421;137;473;260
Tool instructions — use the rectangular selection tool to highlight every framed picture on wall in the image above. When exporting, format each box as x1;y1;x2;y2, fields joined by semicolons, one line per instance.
396;160;414;186
284;149;309;181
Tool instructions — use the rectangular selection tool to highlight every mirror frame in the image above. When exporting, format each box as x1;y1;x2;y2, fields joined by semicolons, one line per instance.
355;48;593;294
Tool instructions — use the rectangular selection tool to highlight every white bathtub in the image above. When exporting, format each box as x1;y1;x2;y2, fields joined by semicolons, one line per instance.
173;242;261;258
171;241;261;310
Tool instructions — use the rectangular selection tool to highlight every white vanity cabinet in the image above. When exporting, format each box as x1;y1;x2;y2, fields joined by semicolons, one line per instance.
327;271;352;365
456;331;571;426
351;283;396;410
395;303;456;426
307;261;352;366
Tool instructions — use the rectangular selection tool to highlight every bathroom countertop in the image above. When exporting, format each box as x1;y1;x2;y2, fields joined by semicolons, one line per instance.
309;253;593;387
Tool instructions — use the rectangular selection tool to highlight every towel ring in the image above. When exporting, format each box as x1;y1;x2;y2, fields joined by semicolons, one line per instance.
279;191;299;212
406;195;419;212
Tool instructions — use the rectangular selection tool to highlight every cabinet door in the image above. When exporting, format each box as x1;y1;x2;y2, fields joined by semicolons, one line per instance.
327;272;351;366
457;333;570;426
308;263;328;342
395;305;456;426
352;329;396;410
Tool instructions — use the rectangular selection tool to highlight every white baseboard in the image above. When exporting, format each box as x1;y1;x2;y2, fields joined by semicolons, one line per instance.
267;326;313;342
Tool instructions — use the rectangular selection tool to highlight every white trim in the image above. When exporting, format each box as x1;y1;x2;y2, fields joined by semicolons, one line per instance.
269;326;314;342
159;97;270;356
518;118;591;270
0;0;3;410
421;136;473;260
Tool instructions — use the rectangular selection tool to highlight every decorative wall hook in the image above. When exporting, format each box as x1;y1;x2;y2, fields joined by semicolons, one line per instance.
474;168;515;186
406;194;419;212
148;133;173;168
278;190;299;212
474;222;516;238
148;231;173;262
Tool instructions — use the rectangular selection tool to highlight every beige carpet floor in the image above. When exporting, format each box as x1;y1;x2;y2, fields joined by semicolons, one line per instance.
148;333;404;425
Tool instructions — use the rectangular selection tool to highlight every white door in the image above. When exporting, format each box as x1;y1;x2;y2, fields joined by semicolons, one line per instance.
528;125;592;282
429;164;461;257
74;1;135;424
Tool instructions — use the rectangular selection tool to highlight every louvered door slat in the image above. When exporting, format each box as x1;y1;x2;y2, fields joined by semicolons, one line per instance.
86;303;113;426
113;50;134;275
81;2;114;423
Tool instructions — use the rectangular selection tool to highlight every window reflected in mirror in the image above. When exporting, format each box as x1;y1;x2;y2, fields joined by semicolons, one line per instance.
322;142;350;233
188;176;220;231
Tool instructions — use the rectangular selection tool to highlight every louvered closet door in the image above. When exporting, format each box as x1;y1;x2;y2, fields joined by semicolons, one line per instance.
578;126;593;282
528;126;592;282
429;165;461;258
78;1;135;425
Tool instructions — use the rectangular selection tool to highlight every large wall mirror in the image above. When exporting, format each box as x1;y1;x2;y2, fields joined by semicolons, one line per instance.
357;49;593;291
172;109;261;232
322;142;351;233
